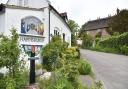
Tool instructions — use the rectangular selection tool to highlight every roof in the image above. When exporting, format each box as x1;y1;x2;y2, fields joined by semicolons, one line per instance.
49;5;71;32
85;17;111;31
60;12;68;21
0;3;71;32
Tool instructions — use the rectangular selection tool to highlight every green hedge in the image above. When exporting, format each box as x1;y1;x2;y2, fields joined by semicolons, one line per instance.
99;32;128;48
95;32;128;55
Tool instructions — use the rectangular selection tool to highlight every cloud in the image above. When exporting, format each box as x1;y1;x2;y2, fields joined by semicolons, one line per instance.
1;0;127;26
50;0;128;26
0;0;7;4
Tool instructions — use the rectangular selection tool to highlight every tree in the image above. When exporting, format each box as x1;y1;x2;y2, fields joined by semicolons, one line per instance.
0;28;20;77
68;19;79;46
79;23;87;38
82;33;93;49
0;28;28;89
108;9;128;34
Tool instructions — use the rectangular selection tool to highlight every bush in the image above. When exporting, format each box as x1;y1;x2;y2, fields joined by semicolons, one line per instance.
48;77;74;89
40;35;94;89
90;32;128;55
41;35;68;71
120;45;128;55
82;33;93;49
99;32;128;48
5;77;16;89
78;60;93;76
0;73;6;89
0;28;28;89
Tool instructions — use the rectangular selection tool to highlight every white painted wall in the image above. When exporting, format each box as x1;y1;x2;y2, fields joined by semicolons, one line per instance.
4;7;49;45
7;0;49;8
0;13;5;33
50;10;71;46
0;5;71;46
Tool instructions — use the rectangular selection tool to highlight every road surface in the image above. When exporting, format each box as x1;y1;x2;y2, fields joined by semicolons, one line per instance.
80;49;128;89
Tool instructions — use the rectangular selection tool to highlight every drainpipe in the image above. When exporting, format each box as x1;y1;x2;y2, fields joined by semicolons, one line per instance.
48;5;51;43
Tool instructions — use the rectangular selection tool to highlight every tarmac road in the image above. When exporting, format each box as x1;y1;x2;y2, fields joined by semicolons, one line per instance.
80;49;128;89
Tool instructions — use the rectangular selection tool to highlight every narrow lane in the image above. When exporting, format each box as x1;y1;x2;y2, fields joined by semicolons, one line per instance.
80;49;128;89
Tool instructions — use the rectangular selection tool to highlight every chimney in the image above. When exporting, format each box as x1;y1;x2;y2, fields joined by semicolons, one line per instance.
117;8;120;14
60;12;68;22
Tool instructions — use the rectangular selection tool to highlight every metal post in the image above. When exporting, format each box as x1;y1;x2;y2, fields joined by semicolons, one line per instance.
29;45;36;85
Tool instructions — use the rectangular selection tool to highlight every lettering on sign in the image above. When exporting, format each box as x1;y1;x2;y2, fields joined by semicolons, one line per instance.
19;35;44;43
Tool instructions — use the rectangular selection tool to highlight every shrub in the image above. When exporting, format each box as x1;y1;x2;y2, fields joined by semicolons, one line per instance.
78;60;93;76
48;77;74;89
0;73;6;89
99;32;128;48
120;45;128;55
0;28;28;89
82;33;93;49
90;32;128;55
41;36;68;71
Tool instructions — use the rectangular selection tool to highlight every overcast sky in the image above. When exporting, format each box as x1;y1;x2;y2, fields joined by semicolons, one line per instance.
50;0;128;26
1;0;128;26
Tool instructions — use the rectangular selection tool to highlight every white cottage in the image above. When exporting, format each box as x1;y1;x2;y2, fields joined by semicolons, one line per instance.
0;0;71;54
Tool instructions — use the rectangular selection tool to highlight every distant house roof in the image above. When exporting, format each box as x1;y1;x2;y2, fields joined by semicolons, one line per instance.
85;17;111;31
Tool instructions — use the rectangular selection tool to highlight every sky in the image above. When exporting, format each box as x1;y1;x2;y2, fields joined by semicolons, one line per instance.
50;0;128;26
1;0;128;26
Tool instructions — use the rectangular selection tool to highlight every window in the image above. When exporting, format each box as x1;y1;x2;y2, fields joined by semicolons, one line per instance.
54;27;60;35
54;30;58;35
63;33;65;42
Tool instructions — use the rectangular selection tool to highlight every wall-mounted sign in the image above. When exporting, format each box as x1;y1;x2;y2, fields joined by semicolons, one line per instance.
21;16;44;36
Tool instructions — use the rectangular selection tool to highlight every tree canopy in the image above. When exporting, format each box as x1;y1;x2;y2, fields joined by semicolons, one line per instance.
68;19;79;34
108;9;128;34
68;19;79;46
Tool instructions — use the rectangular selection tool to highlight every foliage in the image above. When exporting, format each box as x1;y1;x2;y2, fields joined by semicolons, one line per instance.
79;23;87;38
78;60;93;76
92;81;103;89
0;28;28;89
49;77;74;89
6;77;16;89
41;35;94;89
99;32;128;49
82;33;93;49
68;19;79;46
68;19;79;33
95;32;102;38
120;45;128;55
0;28;20;76
0;73;6;89
88;32;128;55
71;33;77;46
38;75;74;89
41;35;68;71
108;9;128;34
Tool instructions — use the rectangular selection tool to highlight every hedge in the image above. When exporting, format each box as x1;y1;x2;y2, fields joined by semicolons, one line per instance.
99;32;128;48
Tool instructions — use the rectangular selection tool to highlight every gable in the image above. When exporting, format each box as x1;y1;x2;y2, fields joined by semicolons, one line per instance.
7;0;50;8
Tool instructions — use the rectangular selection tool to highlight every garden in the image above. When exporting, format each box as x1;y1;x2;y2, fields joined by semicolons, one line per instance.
0;29;103;89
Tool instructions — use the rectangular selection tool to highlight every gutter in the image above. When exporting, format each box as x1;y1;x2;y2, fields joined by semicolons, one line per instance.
48;5;51;43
